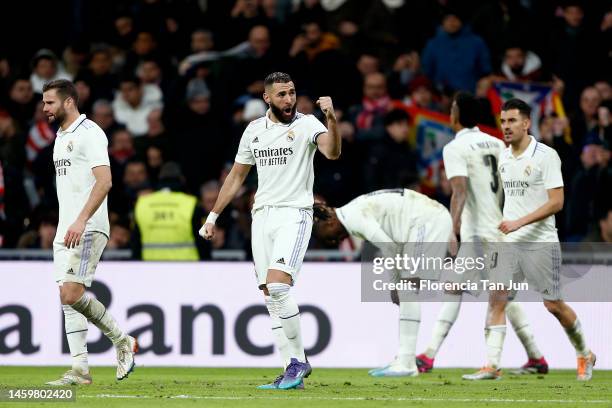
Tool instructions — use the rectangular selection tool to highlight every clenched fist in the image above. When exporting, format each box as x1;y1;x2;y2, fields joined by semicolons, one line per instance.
316;96;336;121
199;223;215;240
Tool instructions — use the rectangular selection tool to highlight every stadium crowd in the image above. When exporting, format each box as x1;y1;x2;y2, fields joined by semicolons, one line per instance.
0;0;610;257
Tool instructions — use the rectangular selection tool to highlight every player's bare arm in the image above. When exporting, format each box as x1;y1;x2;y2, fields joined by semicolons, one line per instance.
64;165;112;248
200;162;252;240
315;96;341;160
448;176;467;237
499;187;564;234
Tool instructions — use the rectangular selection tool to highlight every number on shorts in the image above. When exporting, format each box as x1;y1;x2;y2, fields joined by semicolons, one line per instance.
483;154;499;193
489;251;498;269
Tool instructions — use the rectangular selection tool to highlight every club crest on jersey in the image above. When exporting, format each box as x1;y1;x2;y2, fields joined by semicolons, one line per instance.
67;140;74;152
524;165;532;177
287;130;295;142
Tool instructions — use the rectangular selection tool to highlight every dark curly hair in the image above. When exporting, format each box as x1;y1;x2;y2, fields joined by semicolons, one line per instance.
313;203;334;222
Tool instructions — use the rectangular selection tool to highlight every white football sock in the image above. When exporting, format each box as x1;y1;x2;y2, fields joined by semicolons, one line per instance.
264;296;291;368
398;301;420;370
564;318;589;357
71;293;125;345
267;283;306;362
506;301;542;359
63;304;89;374
485;325;506;368
425;294;462;359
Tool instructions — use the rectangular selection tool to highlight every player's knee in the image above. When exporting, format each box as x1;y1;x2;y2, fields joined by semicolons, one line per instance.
266;269;292;285
488;292;508;313
59;285;84;305
543;299;562;316
266;281;291;301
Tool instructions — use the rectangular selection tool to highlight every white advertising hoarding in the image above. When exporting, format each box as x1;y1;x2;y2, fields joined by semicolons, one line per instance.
0;261;610;369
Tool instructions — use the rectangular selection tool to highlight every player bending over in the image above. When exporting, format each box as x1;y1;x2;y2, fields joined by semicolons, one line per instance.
313;188;452;377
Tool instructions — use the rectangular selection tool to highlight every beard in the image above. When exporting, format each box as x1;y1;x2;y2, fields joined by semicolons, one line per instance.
48;107;66;125
269;101;296;124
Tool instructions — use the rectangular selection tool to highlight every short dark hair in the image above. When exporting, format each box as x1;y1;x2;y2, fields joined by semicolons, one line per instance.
313;203;334;223
501;98;532;118
384;109;410;127
119;74;141;87
454;92;479;128
264;72;292;88
42;79;79;104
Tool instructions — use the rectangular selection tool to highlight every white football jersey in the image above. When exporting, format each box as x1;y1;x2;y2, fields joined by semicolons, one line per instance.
443;127;506;241
335;188;448;244
53;114;110;243
235;110;327;210
498;136;563;242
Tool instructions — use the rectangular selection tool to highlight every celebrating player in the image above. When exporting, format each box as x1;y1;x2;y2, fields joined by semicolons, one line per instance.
463;98;595;381
313;188;453;377
417;92;548;375
200;72;341;390
43;79;137;385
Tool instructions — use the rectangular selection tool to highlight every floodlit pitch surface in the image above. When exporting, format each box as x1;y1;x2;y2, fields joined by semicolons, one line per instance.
1;367;610;407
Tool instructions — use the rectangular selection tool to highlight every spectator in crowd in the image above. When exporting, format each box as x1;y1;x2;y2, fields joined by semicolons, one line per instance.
109;159;150;218
570;86;602;150
74;78;93;114
364;109;418;191
538;114;576;185
314;109;364;206
124;31;170;76
112;74;163;137
500;45;543;82
29;49;72;95
190;29;216;55
402;75;439;111
470;0;532;69
388;51;421;100
77;46;118;102
133;161;208;260
288;19;359;108
107;217;132;249
549;2;604;112
0;1;609;252
16;211;57;249
421;10;491;93
566;138;610;241
594;80;611;103
348;72;391;141
4;77;36;130
585;100;612;148
145;144;165;186
137;57;176;105
137;108;171;158
0;111;29;247
171;78;225;194
584;208;612;243
111;13;137;51
225;0;277;49
91;99;121;136
289;19;340;60
61;41;90;78
109;128;135;166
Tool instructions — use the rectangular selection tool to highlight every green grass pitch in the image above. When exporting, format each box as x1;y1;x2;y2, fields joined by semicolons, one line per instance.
1;367;610;407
